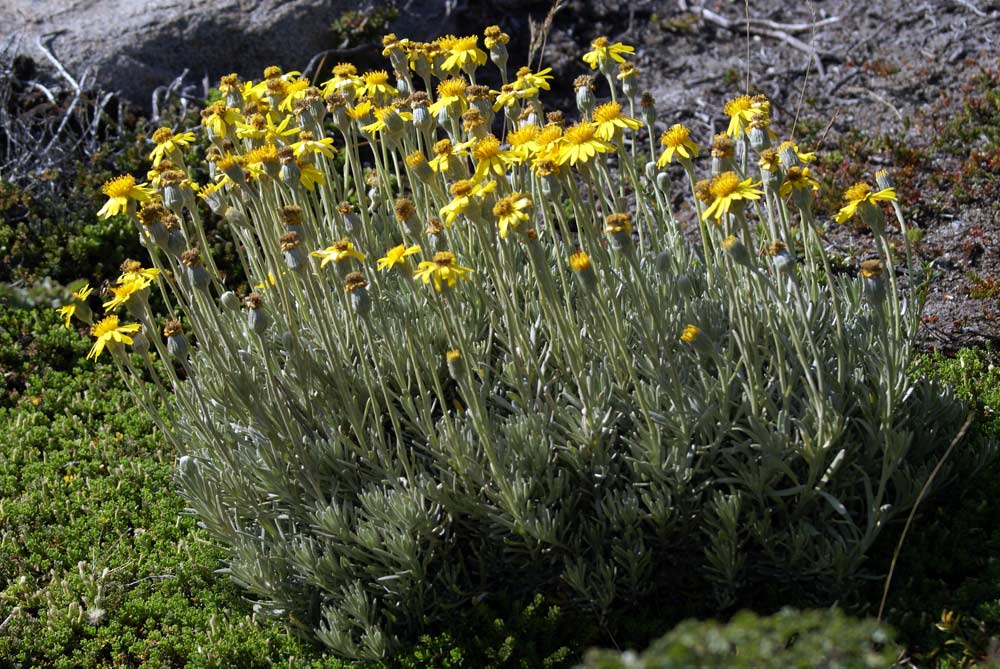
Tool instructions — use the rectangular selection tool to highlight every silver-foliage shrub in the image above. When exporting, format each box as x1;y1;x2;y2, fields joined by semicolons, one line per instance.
79;30;964;660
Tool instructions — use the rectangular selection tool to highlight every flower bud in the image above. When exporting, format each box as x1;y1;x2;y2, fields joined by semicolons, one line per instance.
860;259;885;303
569;250;596;292
220;290;241;311
875;169;895;192
131;329;150;355
344;271;370;318
644;161;658;182
656;172;672;194
446;349;465;380
722;235;753;267
576;85;596;117
163;320;189;359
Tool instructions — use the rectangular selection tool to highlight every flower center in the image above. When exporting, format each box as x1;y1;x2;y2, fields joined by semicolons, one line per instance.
710;172;741;198
662;124;690;148
103;175;137;198
564;123;596;144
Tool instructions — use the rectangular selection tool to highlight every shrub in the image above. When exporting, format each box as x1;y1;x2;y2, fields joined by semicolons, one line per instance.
578;608;898;668
68;29;966;660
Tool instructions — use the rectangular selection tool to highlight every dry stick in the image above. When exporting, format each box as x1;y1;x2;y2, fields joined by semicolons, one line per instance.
698;6;830;78
35;34;80;93
877;412;975;622
744;0;751;94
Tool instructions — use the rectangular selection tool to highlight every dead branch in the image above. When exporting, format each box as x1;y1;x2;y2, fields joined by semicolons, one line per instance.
696;5;833;77
35;33;80;93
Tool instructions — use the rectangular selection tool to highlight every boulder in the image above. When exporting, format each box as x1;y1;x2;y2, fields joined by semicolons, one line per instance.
1;0;509;108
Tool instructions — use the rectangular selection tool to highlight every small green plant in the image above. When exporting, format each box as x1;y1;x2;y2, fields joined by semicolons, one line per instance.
578;608;899;668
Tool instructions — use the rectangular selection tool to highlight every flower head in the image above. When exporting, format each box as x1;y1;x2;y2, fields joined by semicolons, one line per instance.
439;179;496;226
558;122;615;166
413;250;474;291
312;239;366;267
97;175;154;219
657;124;699;167
149;128;196;167
57;283;94;328
440;35;487;74
358;70;398;101
87;315;141;360
471;134;513;181
701;172;764;221
779;165;821;199
592;101;642;141
834;182;897;224
492;192;532;239
582;37;635;71
723;94;769;139
377;244;422;271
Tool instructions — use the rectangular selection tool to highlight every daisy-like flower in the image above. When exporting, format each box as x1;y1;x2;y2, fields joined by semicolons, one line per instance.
291;133;336;159
657;124;700;167
357;70;398;102
86;315;141;361
512;66;553;93
264;113;300;145
57;283;94;328
236;113;268;142
701;171;764;221
97;175;154;219
506;124;541;163
321;63;363;98
118;260;161;284
440;35;487;74
439;179;497;226
149;127;196;167
298;162;325;191
592;101;642;141
722;94;770;138
428;76;469;118
492;192;532;239
483;25;510;50
377;244;422;271
312;239;366;267
201;101;243;137
413;250;474;291
102;275;151;312
779;166;821;199
361;105;412;137
557;122;615;166
470;134;512;182
428;138;468;174
834;182;896;224
582;36;635;71
278;77;311;112
531;124;564;164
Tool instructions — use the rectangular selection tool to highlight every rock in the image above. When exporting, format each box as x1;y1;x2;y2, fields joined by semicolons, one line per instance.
1;0;495;109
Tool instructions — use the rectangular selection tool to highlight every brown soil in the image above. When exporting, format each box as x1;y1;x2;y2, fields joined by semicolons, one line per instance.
519;0;1000;351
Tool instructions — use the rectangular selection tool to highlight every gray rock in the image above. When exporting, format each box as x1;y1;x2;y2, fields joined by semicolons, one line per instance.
1;0;472;108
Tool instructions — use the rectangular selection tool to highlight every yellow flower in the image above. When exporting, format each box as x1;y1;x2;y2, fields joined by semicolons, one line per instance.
701;171;764;221
299;162;325;190
779;166;821;199
506;124;541;163
429;76;469;117
320;63;362;97
97;175;154;219
264;113;300;144
312;239;365;267
413;250;474;291
557;122;615;166
592;101;642;141
57;283;94;328
568;250;591;272
291;135;336;159
492;192;532;239
680;324;701;344
278;77;311;111
346;99;374;122
360;105;412;136
470;134;512;182
86;315;141;361
440;35;487;74
102;275;151;312
118;260;161;284
201;101;243;137
723;94;769;138
834;182;896;224
357;70;398;101
439;179;497;226
428;138;468;174
377;244;422;271
657;124;699;167
512;66;553;93
148;128;196;167
582;36;635;71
